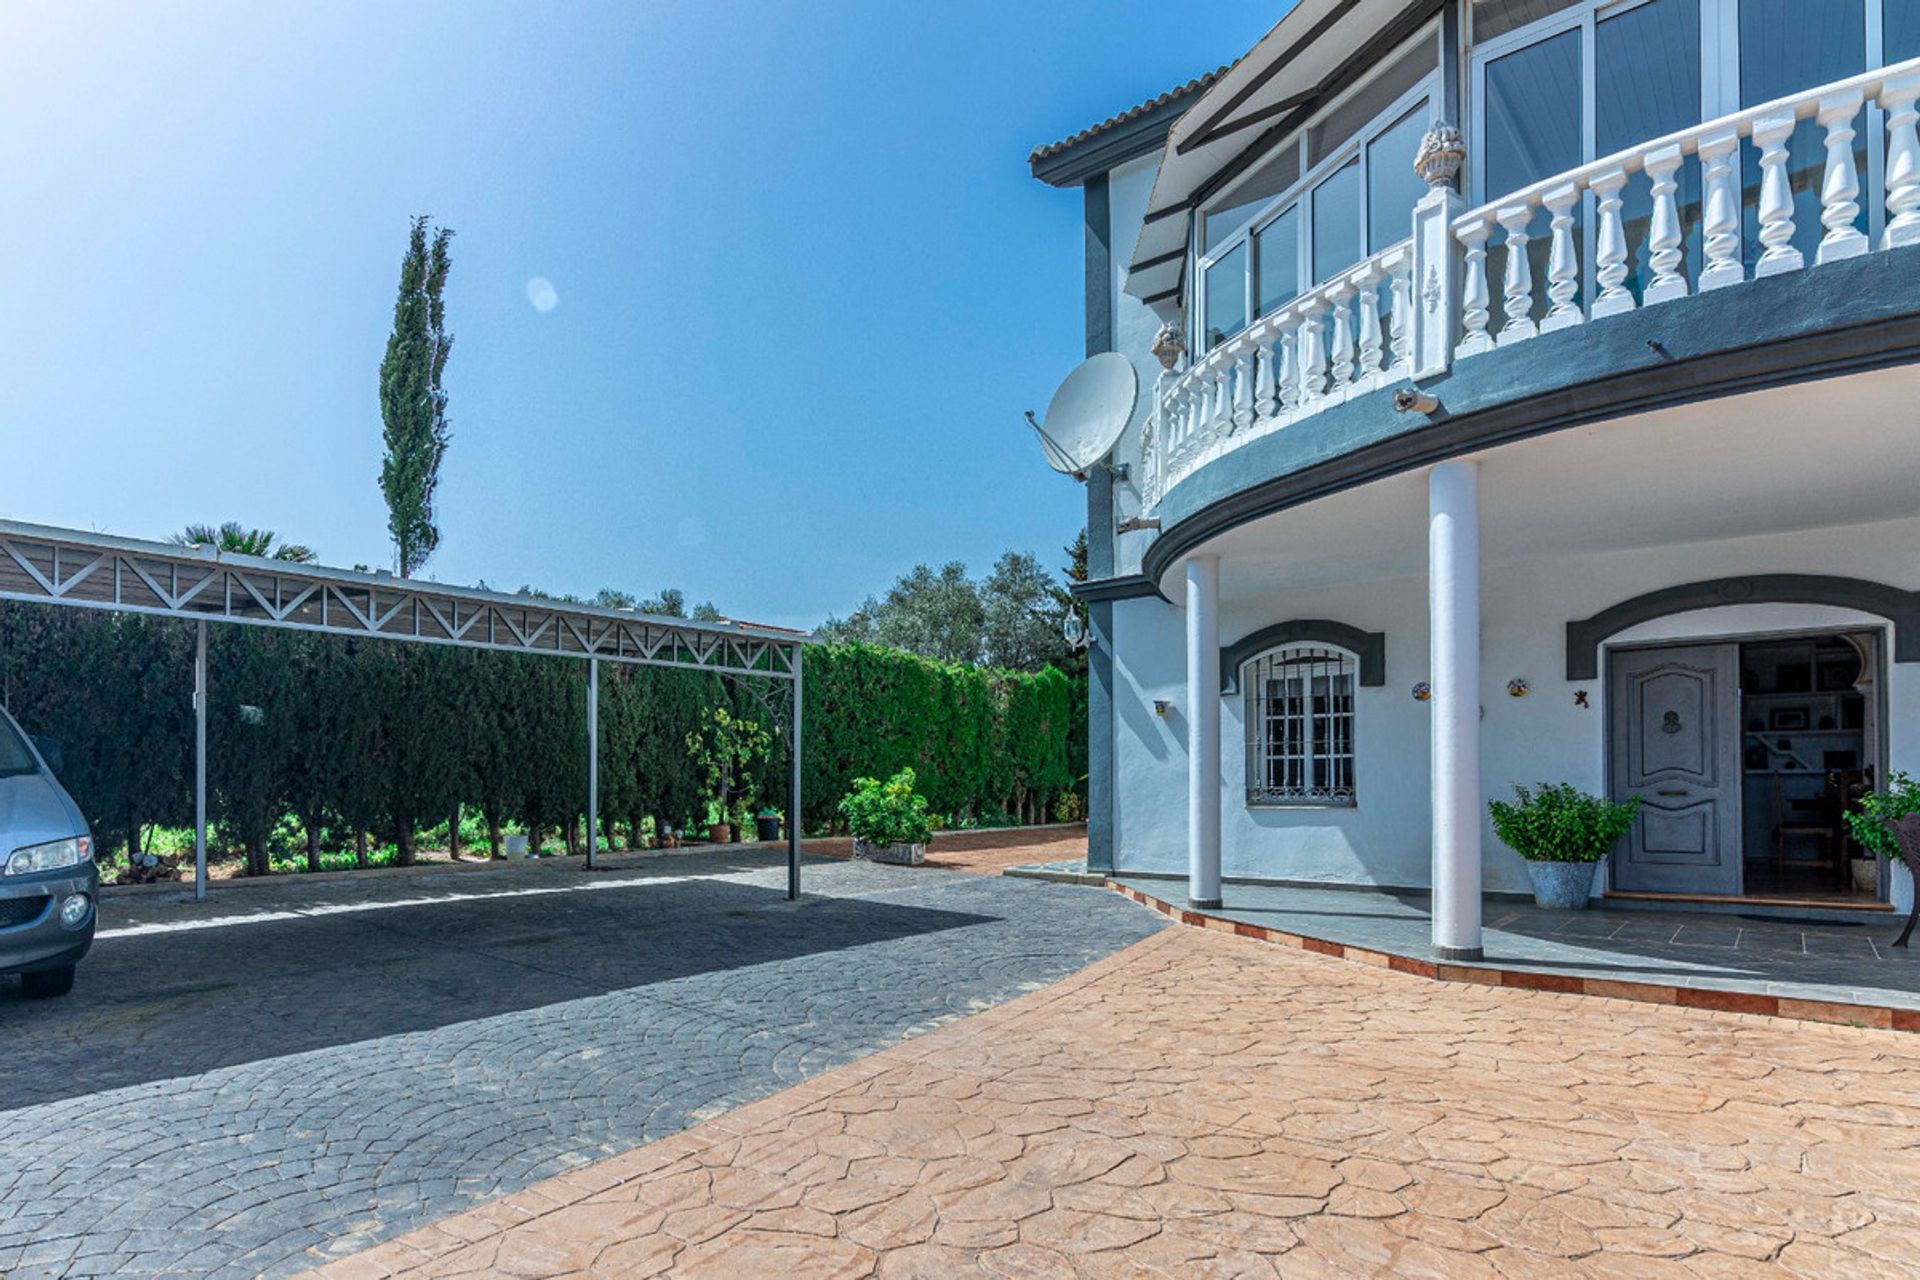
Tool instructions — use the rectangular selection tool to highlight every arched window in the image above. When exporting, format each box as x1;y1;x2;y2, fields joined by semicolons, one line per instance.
1244;645;1357;807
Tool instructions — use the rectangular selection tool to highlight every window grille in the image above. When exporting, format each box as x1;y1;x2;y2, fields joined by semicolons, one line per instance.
1244;646;1357;806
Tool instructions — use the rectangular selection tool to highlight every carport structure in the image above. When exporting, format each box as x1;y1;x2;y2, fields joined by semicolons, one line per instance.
0;519;807;900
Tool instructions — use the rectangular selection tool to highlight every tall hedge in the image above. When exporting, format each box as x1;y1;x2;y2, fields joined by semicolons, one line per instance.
0;605;1085;867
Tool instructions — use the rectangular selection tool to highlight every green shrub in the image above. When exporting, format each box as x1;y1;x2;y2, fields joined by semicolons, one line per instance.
839;768;933;848
1488;783;1638;863
1846;771;1920;861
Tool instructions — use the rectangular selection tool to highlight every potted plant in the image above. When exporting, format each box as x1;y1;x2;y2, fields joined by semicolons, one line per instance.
686;708;770;845
702;800;729;845
1488;783;1639;910
1846;771;1920;894
755;808;782;842
840;768;933;866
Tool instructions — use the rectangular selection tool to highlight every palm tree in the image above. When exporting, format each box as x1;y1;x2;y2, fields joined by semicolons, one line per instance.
172;521;317;564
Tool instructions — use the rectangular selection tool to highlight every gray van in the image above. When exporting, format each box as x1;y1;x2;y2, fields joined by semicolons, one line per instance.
0;706;96;998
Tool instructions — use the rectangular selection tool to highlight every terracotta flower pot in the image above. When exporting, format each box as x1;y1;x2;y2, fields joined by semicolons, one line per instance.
708;822;732;845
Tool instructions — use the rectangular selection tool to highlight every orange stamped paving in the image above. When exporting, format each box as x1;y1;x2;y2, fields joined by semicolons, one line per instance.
306;922;1920;1278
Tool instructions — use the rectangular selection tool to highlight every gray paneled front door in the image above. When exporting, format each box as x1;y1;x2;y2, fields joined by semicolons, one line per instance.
1609;644;1742;895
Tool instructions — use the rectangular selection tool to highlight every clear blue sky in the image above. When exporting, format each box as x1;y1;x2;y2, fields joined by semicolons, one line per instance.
0;1;1274;630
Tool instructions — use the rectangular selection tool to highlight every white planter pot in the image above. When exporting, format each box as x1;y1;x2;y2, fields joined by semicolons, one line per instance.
1852;857;1879;894
852;838;926;866
503;834;530;860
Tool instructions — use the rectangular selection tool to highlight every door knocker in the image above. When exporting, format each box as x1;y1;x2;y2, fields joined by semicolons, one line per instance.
1660;710;1683;735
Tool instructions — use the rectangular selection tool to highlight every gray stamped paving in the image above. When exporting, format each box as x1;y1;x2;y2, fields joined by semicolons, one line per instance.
0;852;1161;1278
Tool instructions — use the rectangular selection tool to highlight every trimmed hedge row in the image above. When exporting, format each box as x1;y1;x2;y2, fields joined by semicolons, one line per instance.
0;607;1084;868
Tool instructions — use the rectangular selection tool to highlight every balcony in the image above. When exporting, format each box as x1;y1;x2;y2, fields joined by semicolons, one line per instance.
1143;56;1920;512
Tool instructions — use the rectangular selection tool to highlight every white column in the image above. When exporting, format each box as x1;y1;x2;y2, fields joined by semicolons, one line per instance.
1428;462;1482;960
194;619;208;902
1186;555;1222;909
586;656;599;871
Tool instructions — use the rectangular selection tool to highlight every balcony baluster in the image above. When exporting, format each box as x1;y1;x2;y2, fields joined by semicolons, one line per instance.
1299;302;1329;401
1699;131;1745;290
1230;340;1256;433
1253;333;1278;421
1589;168;1633;318
1884;74;1920;248
1277;329;1300;415
1355;264;1384;380
1455;215;1495;357
1541;184;1583;332
1816;90;1869;263
1389;256;1413;373
1329;283;1355;388
1643;146;1689;304
1496;205;1537;344
1751;115;1804;277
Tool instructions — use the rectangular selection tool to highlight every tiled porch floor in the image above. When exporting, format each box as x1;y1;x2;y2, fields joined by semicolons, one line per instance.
1112;875;1920;1012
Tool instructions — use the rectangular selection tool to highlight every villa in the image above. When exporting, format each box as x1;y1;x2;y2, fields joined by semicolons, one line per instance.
1031;0;1920;957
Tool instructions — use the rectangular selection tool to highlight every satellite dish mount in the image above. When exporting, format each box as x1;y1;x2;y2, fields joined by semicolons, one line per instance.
1026;353;1137;483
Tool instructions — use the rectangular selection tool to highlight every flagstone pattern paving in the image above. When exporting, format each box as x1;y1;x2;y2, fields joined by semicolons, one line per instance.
0;849;1158;1279
311;923;1920;1279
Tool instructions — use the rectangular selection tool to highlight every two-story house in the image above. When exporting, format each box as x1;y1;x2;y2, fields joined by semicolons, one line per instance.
1031;0;1920;958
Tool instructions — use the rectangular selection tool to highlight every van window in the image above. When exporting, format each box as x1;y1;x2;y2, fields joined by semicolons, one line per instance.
0;718;37;779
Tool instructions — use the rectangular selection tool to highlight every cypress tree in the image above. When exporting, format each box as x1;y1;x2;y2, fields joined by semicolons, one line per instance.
378;215;455;578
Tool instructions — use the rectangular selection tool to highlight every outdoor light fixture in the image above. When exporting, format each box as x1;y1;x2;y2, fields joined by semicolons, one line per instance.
1393;387;1440;415
1153;699;1173;716
1062;610;1089;650
1507;678;1530;698
1116;516;1161;534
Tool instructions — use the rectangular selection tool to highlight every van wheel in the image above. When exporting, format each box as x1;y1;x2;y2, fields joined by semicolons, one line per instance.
20;965;75;998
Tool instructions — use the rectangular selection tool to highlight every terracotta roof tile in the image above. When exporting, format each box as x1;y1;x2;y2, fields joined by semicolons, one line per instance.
1028;66;1229;165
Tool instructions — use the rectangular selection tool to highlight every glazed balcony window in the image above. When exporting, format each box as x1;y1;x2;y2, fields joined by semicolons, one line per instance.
1193;29;1438;353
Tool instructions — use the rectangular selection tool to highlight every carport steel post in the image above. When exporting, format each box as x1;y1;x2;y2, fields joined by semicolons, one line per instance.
0;520;807;901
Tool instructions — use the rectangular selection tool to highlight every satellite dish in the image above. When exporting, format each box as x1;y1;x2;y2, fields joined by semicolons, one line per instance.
1028;352;1136;480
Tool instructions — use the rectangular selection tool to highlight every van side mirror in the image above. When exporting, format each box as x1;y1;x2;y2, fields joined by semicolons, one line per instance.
30;736;63;775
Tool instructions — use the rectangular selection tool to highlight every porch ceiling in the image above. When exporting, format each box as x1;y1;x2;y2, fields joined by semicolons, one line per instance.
1158;362;1920;604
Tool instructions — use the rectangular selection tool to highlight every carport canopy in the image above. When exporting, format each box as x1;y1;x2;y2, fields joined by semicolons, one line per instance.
0;519;808;900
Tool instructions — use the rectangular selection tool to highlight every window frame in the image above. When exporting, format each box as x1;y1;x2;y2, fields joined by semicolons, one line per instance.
1467;0;1904;290
1242;643;1360;809
1190;22;1442;355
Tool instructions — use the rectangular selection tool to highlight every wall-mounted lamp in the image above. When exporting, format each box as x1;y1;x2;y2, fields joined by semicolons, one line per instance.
1062;610;1089;651
1507;678;1530;698
1153;699;1173;716
1393;387;1441;415
1411;682;1431;703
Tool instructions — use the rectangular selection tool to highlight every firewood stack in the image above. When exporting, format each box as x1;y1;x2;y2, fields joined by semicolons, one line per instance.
118;851;183;885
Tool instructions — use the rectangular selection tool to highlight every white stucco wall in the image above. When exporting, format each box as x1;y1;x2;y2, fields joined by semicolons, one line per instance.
1111;512;1920;911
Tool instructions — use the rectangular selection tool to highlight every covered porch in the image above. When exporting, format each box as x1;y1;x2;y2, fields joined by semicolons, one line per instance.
1132;361;1920;959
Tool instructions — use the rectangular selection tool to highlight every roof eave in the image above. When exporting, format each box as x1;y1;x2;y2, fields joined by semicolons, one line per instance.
1029;92;1203;188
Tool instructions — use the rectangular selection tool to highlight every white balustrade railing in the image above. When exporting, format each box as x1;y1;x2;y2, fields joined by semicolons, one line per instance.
1448;56;1920;361
1144;241;1413;507
1139;56;1920;511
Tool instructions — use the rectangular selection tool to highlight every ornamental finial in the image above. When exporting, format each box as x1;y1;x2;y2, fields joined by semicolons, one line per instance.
1414;121;1466;190
1151;321;1186;372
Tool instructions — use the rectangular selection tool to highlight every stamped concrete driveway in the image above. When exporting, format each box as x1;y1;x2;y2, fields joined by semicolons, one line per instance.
314;921;1920;1279
0;846;1160;1279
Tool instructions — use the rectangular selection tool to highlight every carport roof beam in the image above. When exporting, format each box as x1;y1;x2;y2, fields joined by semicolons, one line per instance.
0;520;806;679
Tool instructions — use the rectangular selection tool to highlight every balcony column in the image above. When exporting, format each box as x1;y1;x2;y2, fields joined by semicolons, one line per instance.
1186;554;1223;909
1429;461;1482;960
1410;122;1466;380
